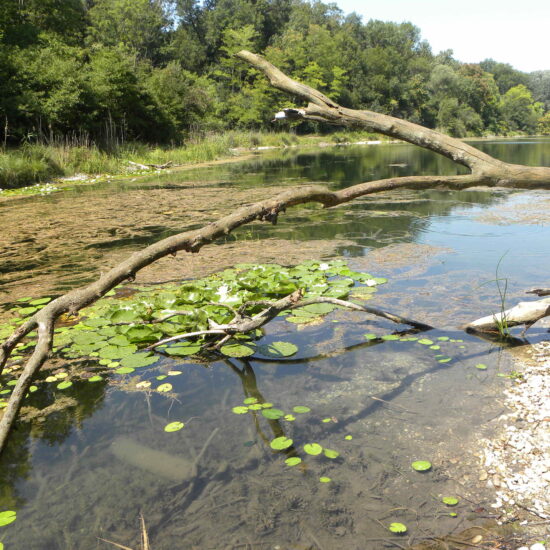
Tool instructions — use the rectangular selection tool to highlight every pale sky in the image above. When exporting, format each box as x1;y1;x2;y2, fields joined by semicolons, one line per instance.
332;0;550;72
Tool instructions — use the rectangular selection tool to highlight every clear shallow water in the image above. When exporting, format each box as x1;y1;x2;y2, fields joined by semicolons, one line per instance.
1;138;549;549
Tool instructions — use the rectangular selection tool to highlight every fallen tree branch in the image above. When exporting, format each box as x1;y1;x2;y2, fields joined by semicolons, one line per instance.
236;50;550;187
145;292;433;351
463;297;550;334
526;288;550;297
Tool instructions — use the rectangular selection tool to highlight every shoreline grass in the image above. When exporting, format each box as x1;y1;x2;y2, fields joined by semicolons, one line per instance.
0;130;382;193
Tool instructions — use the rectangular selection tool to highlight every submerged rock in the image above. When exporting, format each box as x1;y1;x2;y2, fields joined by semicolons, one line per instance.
110;436;191;481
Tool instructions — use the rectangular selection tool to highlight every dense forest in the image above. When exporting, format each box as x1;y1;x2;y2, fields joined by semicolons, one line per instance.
1;0;550;146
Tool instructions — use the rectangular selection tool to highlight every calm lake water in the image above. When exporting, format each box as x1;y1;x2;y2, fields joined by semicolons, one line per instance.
0;138;549;549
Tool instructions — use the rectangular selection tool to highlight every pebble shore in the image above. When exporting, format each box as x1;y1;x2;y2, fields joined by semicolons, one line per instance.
478;340;550;547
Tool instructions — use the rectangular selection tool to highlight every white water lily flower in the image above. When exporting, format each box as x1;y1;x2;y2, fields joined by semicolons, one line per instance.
318;263;330;270
365;279;378;287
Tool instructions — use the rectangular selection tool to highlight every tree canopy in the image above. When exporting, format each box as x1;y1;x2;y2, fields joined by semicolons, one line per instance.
1;0;548;145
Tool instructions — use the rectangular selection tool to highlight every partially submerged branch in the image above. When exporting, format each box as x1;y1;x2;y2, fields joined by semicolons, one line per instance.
464;296;550;335
146;292;432;351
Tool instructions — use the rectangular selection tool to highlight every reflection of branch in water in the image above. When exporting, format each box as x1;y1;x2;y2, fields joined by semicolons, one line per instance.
222;358;300;460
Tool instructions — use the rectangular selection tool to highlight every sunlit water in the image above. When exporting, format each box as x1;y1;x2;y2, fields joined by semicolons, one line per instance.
1;138;549;549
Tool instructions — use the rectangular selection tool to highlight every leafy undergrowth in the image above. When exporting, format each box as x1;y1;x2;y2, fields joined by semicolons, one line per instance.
0;260;387;408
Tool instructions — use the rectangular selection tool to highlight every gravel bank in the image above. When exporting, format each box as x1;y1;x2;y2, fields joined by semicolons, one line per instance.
478;340;550;543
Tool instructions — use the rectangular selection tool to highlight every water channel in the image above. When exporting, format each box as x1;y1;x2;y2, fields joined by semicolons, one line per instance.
0;138;549;549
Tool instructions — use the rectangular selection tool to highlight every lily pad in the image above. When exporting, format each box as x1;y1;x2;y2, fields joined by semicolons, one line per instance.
120;353;159;369
323;448;339;459
232;406;249;414
88;375;103;382
319;476;331;483
115;366;135;374
0;510;16;526
258;341;298;358
164;421;185;432
411;460;432;472
220;343;255;357
293;405;310;413
344;435;353;441
304;443;323;455
285;457;302;466
261;408;285;420
417;338;434;345
270;436;293;450
243;397;258;405
284;414;296;421
389;522;407;534
442;496;459;506
157;383;172;392
56;381;73;390
475;363;488;370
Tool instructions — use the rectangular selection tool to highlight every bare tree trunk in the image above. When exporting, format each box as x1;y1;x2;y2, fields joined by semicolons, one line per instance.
1;52;550;454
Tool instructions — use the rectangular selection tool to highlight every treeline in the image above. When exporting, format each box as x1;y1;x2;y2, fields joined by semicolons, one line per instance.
1;0;549;146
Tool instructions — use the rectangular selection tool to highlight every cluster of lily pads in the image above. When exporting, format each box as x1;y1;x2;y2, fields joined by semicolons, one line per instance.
231;396;346;482
1;259;387;372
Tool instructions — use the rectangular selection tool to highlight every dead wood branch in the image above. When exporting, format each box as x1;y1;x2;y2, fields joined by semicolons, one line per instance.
236;50;550;187
146;292;432;351
527;288;550;297
463;297;550;334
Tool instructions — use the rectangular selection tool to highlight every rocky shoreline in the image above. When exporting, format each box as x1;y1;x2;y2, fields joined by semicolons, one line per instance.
478;339;550;547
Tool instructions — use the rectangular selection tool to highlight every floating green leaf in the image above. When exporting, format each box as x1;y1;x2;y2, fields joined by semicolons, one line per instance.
220;343;255;357
243;397;258;405
164;421;184;432
442;496;459;506
285;457;302;466
29;297;52;306
364;333;378;340
165;345;201;356
437;336;449;341
157;383;172;392
344;435;353;440
438;357;452;363
120;353;159;369
258;341;298;358
418;338;434;345
293;405;310;414
262;408;285;420
115;366;135;374
381;334;400;341
322;418;332;423
284;414;296;421
56;381;72;390
270;436;293;450
0;510;16;526
88;375;103;382
304;443;323;455
319;476;331;483
475;363;488;370
411;460;432;472
389;522;407;534
324;449;339;459
232;406;248;414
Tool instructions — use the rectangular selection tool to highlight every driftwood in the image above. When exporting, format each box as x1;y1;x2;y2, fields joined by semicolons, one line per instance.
1;53;550;454
464;297;550;335
128;160;173;170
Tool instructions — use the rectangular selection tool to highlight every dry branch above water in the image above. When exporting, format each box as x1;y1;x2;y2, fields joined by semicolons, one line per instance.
1;52;550;455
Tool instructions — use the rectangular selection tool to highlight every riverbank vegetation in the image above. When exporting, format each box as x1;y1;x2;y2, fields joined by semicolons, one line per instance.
0;129;382;191
1;0;550;190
